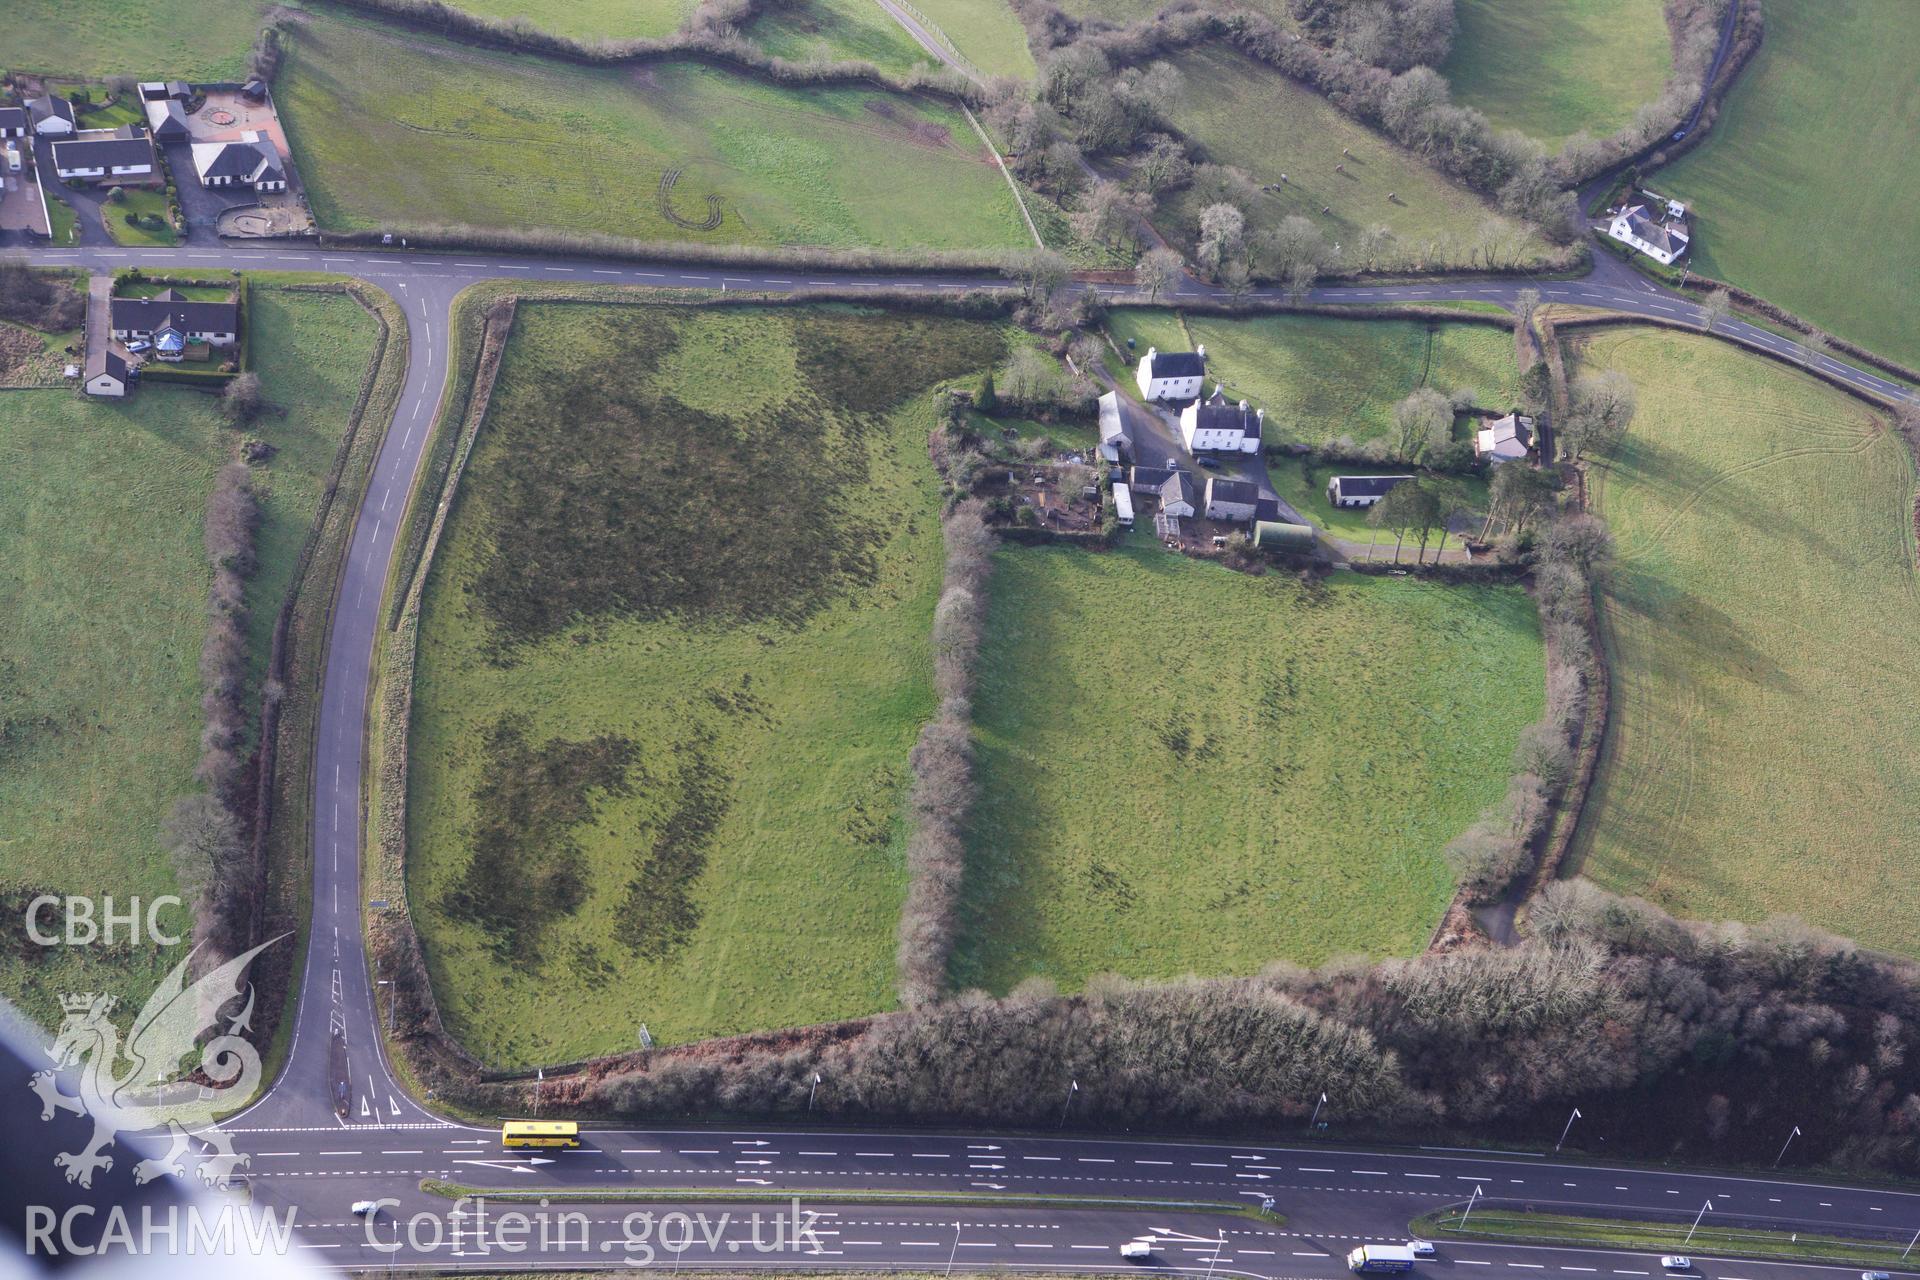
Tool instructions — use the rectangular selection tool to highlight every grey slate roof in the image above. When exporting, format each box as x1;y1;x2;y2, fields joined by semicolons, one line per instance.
50;135;155;170
86;347;128;381
0;107;28;133
1191;387;1261;440
1148;349;1205;378
27;96;75;127
1163;472;1199;509
111;290;238;335
1206;476;1259;507
1331;474;1413;499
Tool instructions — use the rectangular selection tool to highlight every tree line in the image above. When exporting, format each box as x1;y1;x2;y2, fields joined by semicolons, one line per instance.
164;462;264;960
564;878;1920;1172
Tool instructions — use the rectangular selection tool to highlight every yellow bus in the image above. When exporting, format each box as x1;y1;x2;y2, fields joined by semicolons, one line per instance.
501;1120;581;1149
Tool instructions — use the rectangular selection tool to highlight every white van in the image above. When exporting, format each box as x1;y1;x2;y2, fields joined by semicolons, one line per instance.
1120;1238;1155;1262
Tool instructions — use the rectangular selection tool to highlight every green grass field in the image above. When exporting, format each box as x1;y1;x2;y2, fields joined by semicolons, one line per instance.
1569;327;1920;954
748;0;939;74
103;187;176;247
1440;0;1673;148
1655;0;1920;373
0;285;379;1028
405;302;1007;1065
1;0;261;77
1105;309;1522;447
950;539;1544;991
276;12;1029;251
444;0;698;40
1161;45;1552;272
897;0;1034;79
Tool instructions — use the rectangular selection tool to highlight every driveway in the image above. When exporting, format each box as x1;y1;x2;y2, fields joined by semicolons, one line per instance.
1113;387;1311;524
161;141;252;242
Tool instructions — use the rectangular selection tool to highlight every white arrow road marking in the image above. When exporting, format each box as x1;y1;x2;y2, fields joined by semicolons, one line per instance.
736;1178;773;1186
971;1182;1008;1190
967;1144;1001;1151
451;1159;553;1173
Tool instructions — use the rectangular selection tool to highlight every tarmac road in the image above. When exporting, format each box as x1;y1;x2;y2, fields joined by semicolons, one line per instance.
17;236;1918;1275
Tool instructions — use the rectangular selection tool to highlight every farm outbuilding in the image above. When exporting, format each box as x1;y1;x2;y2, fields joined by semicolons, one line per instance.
1254;521;1317;552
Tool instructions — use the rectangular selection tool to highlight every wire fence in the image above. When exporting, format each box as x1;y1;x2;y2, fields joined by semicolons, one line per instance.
883;0;987;83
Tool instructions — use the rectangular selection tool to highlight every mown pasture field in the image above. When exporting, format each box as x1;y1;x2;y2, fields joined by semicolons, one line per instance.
1160;46;1553;273
897;0;1035;79
445;0;699;40
1570;328;1920;953
951;538;1545;992
405;302;1007;1066
1105;309;1522;447
1441;0;1673;148
748;0;939;74
0;285;380;1028
2;0;261;77
276;13;1030;252
1656;0;1920;373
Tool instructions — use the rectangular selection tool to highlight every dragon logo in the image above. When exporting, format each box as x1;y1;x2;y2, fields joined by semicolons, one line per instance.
30;935;286;1189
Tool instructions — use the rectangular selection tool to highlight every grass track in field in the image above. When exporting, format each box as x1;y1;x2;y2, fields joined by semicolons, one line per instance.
1656;0;1920;372
0;288;379;1028
1105;310;1522;447
1161;45;1551;273
1440;0;1673;148
405;303;1008;1066
951;538;1545;992
1569;328;1920;954
276;12;1028;252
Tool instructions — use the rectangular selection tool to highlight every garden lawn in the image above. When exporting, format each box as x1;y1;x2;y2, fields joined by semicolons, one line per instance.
1570;327;1920;954
1161;46;1552;273
103;188;176;247
1107;310;1521;446
1269;458;1489;544
952;538;1544;991
748;0;939;75
897;0;1035;79
1441;0;1673;148
405;302;1007;1066
442;0;699;40
0;0;262;77
1656;0;1920;372
0;284;381;1029
277;13;1028;252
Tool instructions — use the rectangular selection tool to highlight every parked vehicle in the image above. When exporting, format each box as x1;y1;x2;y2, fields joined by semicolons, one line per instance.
1349;1245;1418;1273
1408;1241;1436;1258
1197;455;1223;469
127;340;151;353
1861;1271;1891;1280
1120;1239;1155;1262
1660;1257;1692;1272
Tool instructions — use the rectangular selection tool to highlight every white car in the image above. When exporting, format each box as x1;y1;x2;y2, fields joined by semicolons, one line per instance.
1660;1258;1691;1272
1408;1240;1437;1257
1120;1239;1155;1262
351;1201;381;1218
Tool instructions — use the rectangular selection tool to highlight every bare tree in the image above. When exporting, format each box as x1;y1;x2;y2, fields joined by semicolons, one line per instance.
1511;287;1541;333
1696;289;1730;333
220;371;265;426
1392;386;1452;462
1195;202;1246;276
1562;368;1637;459
1136;247;1185;302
